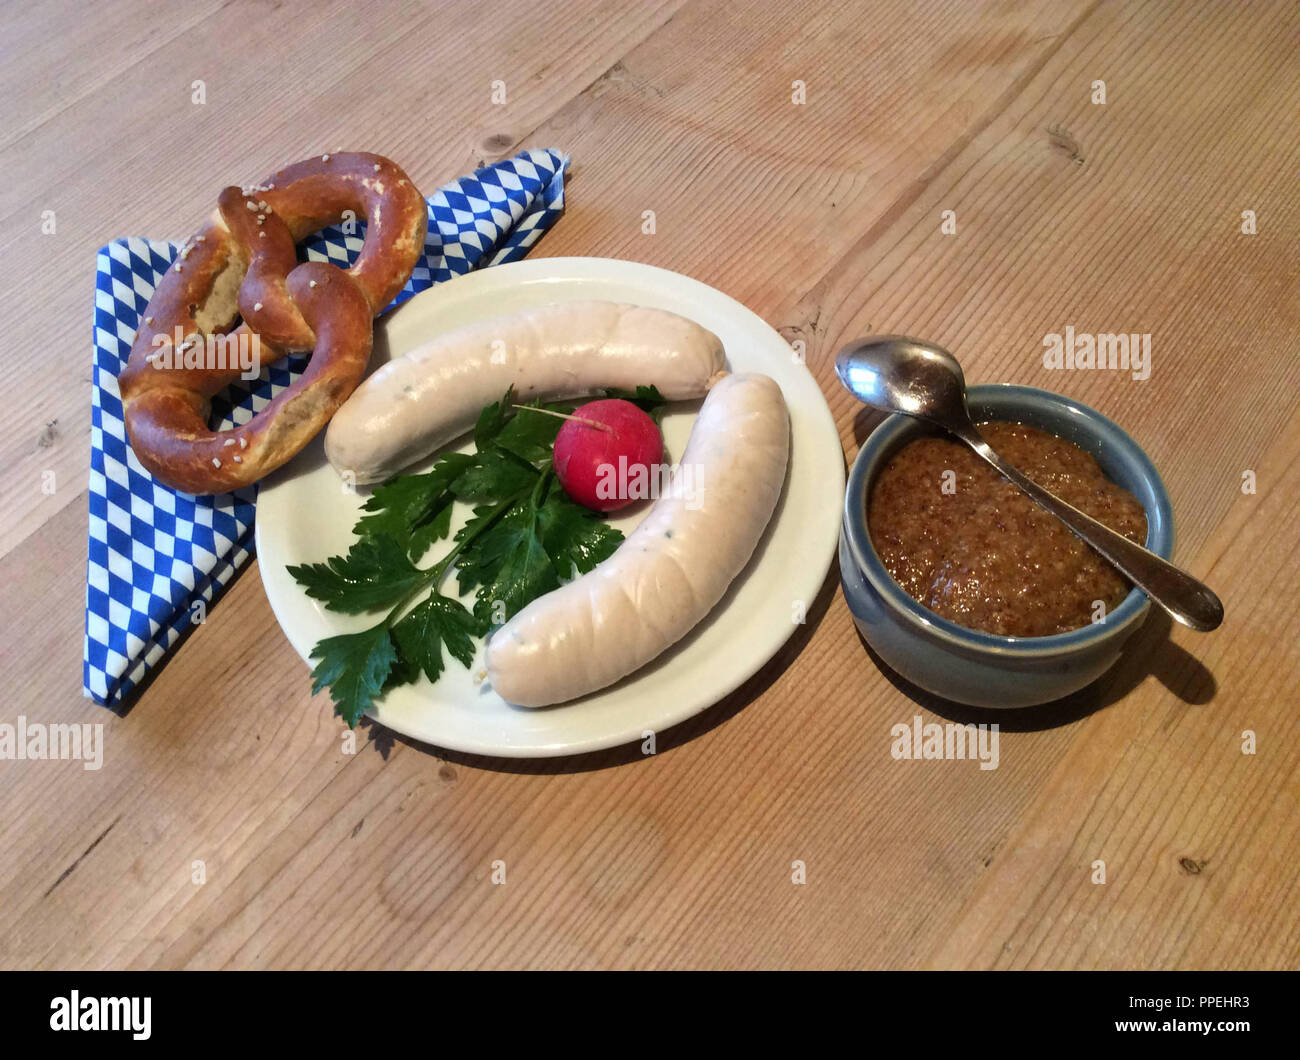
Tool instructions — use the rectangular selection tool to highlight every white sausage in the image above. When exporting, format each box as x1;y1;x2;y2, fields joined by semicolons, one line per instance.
485;372;789;707
326;300;726;482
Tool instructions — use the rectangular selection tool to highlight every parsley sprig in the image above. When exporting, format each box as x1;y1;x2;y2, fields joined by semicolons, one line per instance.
287;389;625;726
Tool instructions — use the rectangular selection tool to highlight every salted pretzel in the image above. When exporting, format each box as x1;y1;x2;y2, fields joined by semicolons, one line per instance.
119;151;427;494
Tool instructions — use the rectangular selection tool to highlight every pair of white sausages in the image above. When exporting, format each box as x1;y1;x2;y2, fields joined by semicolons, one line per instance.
325;301;790;707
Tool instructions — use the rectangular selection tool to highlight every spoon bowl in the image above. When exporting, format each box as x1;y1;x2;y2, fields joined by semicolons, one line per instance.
836;335;972;430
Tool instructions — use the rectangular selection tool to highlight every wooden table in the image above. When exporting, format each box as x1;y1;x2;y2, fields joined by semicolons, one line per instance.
2;0;1296;970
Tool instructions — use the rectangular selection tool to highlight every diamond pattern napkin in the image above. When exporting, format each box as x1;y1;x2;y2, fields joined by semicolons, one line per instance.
84;148;568;707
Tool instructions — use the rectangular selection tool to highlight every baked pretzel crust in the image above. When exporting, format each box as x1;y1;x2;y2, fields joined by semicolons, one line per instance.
119;152;427;494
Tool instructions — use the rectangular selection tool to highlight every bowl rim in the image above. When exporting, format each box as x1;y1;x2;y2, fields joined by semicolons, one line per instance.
842;383;1175;658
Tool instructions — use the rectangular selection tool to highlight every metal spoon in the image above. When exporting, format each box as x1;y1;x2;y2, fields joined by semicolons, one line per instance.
835;335;1223;632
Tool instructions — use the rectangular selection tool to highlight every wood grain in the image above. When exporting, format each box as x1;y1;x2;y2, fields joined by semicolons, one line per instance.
0;0;1296;970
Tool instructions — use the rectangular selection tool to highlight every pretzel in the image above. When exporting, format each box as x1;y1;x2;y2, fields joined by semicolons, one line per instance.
119;152;427;494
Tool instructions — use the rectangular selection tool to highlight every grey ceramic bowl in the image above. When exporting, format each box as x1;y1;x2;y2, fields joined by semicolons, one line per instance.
840;384;1174;708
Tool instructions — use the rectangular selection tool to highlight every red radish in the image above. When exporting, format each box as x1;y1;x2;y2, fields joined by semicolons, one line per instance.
552;399;663;512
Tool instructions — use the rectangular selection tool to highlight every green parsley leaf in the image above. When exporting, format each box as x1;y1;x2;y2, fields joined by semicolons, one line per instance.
473;387;514;448
451;502;519;595
492;400;576;465
406;503;454;564
457;476;621;623
459;500;558;625
308;623;398;727
537;490;623;577
355;452;475;553
602;384;668;421
286;534;424;614
450;448;539;501
388;593;482;686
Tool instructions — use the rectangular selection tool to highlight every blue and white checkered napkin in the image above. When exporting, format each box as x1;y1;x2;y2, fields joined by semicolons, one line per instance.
84;148;568;707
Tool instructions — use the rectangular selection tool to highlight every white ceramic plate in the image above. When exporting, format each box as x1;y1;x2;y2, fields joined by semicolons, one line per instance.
256;257;844;757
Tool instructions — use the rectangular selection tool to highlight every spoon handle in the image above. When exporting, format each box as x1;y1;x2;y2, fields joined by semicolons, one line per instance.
961;433;1224;632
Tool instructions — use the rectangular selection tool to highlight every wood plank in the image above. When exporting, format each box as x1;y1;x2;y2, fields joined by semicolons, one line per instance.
0;0;226;149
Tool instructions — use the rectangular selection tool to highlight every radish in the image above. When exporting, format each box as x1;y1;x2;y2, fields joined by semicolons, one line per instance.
552;399;664;512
